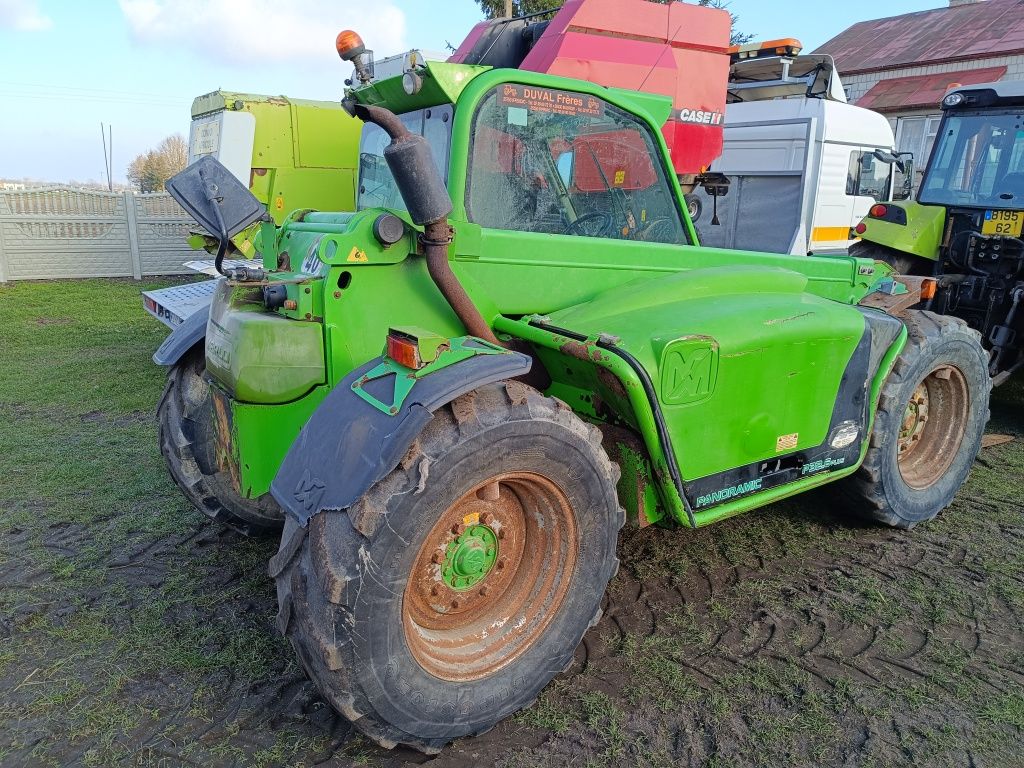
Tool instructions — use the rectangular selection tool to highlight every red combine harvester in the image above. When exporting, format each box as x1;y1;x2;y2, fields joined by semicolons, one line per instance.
450;0;731;194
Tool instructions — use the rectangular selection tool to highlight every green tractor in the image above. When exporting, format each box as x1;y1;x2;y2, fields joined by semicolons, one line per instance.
852;80;1024;385
156;29;991;752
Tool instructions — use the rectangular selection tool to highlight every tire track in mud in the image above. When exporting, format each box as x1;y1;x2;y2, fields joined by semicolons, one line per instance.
446;478;1024;768
3;424;1023;767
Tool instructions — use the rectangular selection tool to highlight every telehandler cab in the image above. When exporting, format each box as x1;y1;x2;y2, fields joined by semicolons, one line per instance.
156;20;990;752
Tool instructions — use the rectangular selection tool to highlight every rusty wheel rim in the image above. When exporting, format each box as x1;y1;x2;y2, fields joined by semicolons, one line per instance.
403;472;578;682
897;364;969;490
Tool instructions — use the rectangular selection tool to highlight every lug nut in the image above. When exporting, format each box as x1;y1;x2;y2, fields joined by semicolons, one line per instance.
480;512;493;525
479;585;491;596
497;529;506;540
496;557;507;570
431;551;443;564
451;523;465;535
430;584;440;596
451;598;462;610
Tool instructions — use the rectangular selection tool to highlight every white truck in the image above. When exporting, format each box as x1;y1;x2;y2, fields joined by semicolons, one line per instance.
693;51;913;255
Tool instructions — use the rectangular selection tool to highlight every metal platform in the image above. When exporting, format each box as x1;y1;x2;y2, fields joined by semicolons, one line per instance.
141;259;261;329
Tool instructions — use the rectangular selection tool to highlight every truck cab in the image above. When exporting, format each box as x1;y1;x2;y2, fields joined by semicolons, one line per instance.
693;52;911;255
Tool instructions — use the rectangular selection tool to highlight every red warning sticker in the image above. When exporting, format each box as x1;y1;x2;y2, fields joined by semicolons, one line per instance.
498;84;604;117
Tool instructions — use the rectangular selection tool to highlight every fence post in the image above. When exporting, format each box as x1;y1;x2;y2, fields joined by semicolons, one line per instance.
124;190;142;280
0;196;8;283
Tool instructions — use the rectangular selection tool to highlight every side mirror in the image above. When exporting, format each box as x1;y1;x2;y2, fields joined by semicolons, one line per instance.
166;156;266;241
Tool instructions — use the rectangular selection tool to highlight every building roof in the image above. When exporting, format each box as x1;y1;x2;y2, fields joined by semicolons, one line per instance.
812;0;1024;75
856;65;1007;109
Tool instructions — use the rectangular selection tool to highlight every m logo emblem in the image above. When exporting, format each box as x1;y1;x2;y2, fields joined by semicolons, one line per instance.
660;338;718;405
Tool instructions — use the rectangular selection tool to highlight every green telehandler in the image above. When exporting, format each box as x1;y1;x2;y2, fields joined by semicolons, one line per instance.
155;21;991;753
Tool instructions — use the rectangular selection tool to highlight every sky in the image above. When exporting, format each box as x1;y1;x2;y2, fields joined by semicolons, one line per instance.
0;0;948;184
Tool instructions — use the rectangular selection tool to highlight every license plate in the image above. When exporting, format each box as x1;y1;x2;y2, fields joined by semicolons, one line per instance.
982;210;1023;237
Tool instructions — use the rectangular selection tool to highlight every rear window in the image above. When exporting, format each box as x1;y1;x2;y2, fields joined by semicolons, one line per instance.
357;105;453;212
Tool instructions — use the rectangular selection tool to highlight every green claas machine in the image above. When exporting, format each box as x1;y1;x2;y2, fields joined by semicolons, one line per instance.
189;89;361;228
143;91;361;328
852;80;1024;385
155;19;991;752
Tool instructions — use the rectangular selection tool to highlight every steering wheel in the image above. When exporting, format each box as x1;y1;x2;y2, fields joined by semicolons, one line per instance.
563;211;615;237
639;217;680;243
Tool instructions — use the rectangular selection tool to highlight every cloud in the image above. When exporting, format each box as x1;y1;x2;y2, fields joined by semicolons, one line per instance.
118;0;407;65
0;0;53;30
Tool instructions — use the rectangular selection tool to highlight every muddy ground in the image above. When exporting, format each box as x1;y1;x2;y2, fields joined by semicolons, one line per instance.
1;279;1022;767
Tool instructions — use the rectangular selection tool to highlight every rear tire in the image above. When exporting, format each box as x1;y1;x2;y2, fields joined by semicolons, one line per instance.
272;382;623;752
839;311;990;529
158;346;283;535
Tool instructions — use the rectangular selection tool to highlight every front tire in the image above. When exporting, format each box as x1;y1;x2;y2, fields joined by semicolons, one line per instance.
158;346;283;535
839;311;990;528
272;382;623;751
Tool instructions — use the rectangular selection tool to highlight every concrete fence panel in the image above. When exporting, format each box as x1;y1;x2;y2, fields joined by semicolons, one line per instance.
0;187;196;282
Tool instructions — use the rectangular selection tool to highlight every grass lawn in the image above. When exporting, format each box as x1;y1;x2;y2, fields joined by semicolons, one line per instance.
0;278;1022;767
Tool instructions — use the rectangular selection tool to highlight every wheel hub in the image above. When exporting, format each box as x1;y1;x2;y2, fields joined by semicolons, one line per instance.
403;472;578;682
896;364;969;490
443;524;498;590
898;382;930;457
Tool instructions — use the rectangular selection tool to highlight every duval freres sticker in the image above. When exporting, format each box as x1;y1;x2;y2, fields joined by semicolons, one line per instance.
498;84;604;118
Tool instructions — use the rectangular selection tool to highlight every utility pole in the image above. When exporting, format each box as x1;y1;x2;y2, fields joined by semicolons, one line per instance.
100;122;113;191
505;0;513;17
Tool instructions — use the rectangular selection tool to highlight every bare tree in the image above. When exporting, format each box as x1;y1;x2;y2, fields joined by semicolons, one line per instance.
127;134;188;193
473;0;753;45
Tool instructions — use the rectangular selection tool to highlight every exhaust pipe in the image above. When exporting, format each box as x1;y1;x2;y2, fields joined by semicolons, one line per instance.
349;102;501;346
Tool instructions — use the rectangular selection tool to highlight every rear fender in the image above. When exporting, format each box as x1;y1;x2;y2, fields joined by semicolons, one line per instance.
859;201;945;262
153;305;209;366
270;339;531;526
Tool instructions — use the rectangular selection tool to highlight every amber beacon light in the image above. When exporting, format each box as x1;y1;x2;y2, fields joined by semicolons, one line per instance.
335;30;365;60
337;29;374;85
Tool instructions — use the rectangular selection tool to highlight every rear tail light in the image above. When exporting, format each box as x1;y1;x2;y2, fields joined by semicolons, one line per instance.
387;331;422;369
855;222;867;235
921;279;937;300
869;204;888;218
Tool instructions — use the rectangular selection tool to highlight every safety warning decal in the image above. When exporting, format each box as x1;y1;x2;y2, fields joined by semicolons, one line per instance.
498;84;604;118
775;432;799;452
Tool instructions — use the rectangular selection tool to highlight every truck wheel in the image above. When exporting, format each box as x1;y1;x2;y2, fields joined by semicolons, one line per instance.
850;241;931;276
158;346;283;535
684;194;702;222
840;311;990;529
272;382;623;752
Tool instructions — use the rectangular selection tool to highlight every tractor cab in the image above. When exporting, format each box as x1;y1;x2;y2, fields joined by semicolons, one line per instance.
854;80;1024;383
918;86;1024;216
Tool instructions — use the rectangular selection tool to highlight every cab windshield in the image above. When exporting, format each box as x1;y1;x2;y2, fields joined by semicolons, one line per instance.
919;109;1024;209
357;105;453;211
466;85;689;244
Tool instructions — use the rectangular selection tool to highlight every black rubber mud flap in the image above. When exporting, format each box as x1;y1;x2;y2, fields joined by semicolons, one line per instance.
153;304;210;366
270;351;532;526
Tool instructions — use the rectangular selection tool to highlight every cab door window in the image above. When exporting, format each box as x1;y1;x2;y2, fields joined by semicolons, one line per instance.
846;151;893;201
466;84;689;244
